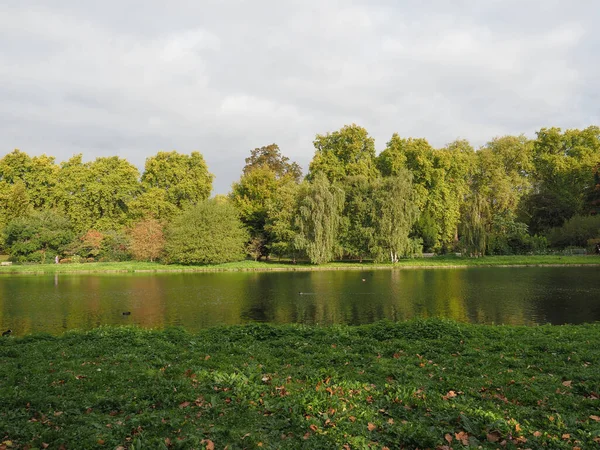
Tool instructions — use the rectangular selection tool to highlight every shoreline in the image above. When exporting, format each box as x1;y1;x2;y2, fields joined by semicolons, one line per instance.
0;255;599;275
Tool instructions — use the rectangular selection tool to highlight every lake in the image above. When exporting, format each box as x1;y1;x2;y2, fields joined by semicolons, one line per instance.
1;266;599;335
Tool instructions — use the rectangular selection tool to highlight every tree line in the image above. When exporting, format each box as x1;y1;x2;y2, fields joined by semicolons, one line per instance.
1;124;599;264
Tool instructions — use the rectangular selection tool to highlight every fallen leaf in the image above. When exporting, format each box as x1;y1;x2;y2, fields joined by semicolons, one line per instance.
348;416;356;422
487;431;501;443
442;390;457;401
562;433;571;440
201;439;215;450
367;422;377;431
42;444;49;449
455;431;469;445
179;401;190;408
97;439;105;445
533;431;542;437
204;355;210;360
387;418;394;424
445;433;453;443
562;380;572;387
590;415;600;422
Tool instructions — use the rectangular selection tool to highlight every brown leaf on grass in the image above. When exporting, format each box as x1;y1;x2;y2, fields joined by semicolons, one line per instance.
348;416;356;422
179;402;190;409
455;431;469;445
201;439;215;450
204;355;210;360
533;431;542;437
590;415;600;422
442;390;457;401
309;424;318;432
487;431;501;442
562;433;571;440
164;437;172;446
97;439;105;445
367;422;377;431
54;411;63;416
562;380;572;387
444;433;453;443
42;444;49;449
387;418;394;425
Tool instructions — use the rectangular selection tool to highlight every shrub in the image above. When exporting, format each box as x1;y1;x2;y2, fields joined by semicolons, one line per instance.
129;218;165;262
165;200;248;265
547;215;600;248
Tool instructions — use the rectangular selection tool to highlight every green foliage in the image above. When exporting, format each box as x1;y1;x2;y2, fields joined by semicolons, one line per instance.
547;214;600;248
243;143;302;182
338;176;376;260
527;126;600;232
2;321;600;449
165;200;248;264
294;173;345;264
54;155;141;232
141;151;214;209
371;173;421;262
3;210;74;262
309;124;378;182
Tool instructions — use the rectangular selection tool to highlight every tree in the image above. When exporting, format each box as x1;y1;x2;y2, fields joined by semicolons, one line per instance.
263;178;300;259
308;124;378;182
129;218;165;262
371;173;421;262
526;126;600;232
128;187;179;221
3;210;74;263
165;200;248;264
294;173;345;264
338;176;376;261
243;144;302;182
0;150;59;209
141;151;214;208
54;155;141;232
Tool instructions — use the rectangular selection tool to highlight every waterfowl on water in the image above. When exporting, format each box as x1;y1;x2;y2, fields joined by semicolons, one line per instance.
122;312;131;316
2;329;12;337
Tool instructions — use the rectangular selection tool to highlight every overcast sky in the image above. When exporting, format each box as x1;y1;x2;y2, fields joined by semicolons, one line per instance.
1;1;599;194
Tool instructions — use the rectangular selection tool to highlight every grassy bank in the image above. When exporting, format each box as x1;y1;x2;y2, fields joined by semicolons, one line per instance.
0;254;599;275
1;320;599;449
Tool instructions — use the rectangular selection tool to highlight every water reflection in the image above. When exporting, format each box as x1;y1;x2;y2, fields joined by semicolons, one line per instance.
0;267;599;335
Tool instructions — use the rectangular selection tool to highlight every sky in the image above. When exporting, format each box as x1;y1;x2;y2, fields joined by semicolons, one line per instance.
1;1;599;194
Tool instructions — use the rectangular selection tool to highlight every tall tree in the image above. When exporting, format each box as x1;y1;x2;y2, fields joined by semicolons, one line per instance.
338;176;376;261
243;144;302;182
309;124;378;182
141;151;214;208
371;172;420;262
54;155;141;232
526;126;600;232
294;173;345;264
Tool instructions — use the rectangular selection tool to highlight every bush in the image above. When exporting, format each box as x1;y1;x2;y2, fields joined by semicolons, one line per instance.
165;200;248;265
3;210;74;262
547;215;600;248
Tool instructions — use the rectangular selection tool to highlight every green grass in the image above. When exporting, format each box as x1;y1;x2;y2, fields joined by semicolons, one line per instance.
1;320;599;449
0;254;599;275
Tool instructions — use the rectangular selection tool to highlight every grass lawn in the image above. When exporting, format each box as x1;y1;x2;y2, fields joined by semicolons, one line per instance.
1;319;599;449
0;255;599;275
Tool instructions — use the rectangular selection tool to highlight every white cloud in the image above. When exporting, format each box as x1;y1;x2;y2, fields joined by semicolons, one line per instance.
0;0;598;193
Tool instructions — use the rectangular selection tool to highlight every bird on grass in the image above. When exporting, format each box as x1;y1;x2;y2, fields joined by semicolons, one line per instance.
2;329;12;337
122;312;131;316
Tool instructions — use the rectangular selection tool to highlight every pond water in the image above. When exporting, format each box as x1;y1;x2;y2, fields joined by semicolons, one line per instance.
1;266;599;335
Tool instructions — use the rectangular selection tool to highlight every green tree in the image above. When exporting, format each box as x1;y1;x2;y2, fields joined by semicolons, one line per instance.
54;155;141;232
0;150;59;209
309;124;378;182
338;176;376;261
294;173;345;264
128;187;179;221
165;200;248;264
243;144;302;182
3;210;74;263
526;126;600;232
263;178;301;260
371;173;421;262
141;151;214;208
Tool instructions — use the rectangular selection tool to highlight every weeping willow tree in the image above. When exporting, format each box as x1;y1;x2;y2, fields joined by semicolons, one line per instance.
372;173;421;263
294;173;345;264
459;193;489;256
